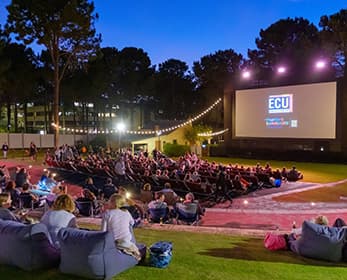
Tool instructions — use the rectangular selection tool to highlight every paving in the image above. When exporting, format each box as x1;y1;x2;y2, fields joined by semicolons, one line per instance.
2;158;347;237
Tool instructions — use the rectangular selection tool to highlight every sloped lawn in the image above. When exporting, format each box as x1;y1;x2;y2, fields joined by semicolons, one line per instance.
1;228;347;280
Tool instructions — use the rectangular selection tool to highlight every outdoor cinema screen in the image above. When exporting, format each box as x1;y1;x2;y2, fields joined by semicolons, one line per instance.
234;82;336;139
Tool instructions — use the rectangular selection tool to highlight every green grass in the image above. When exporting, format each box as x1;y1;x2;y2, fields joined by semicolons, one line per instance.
1;228;347;280
274;182;347;203
4;148;47;162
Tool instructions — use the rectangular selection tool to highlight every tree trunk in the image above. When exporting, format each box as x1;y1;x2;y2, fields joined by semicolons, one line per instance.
53;69;60;148
6;100;11;132
14;103;18;132
44;95;48;134
24;103;28;133
73;102;76;131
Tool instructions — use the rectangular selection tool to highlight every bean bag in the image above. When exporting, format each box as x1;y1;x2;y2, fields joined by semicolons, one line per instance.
0;220;60;270
57;227;138;279
294;221;347;262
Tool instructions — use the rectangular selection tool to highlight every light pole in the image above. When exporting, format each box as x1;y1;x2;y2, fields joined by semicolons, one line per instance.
116;122;126;153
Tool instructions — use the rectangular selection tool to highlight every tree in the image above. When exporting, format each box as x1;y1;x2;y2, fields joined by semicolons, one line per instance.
248;17;331;84
0;42;38;132
320;9;347;79
6;0;100;146
193;49;244;102
193;49;243;128
155;59;196;119
183;124;211;146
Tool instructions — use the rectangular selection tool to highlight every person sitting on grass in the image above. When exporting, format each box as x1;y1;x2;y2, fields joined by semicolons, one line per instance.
45;184;68;207
75;188;100;216
101;194;141;261
4;181;20;209
118;186;143;226
287;215;338;252
287;166;303;181
102;178;118;200
182;192;205;217
148;193;168;210
40;194;77;248
19;183;40;208
84;177;100;197
0;193;20;222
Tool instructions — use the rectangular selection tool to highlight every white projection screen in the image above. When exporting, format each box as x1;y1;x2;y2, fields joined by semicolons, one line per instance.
234;82;337;139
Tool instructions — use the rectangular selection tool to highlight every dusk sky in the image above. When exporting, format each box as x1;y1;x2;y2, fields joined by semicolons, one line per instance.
0;0;345;68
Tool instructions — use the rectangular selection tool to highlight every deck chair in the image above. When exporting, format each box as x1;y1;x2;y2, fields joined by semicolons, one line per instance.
174;202;201;226
18;195;35;210
75;200;94;217
147;207;170;223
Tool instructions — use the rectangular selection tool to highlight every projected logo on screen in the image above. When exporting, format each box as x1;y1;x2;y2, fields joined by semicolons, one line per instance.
268;94;293;114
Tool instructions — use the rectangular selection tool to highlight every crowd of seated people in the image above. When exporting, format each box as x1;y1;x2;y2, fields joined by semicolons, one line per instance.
44;145;304;207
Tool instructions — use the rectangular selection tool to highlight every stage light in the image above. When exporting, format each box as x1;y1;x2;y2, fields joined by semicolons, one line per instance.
243;199;248;205
126;192;131;199
311;202;316;206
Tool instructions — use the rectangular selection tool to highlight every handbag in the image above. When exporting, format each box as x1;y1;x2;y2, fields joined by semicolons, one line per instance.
264;232;287;250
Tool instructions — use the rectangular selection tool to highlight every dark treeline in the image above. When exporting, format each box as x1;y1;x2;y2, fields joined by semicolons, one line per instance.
0;1;346;139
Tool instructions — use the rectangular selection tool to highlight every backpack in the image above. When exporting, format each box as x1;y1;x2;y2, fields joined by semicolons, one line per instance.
264;232;287;251
149;241;173;268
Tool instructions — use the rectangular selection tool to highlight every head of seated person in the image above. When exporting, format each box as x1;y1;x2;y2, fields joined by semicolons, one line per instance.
80;188;96;201
183;192;195;204
142;183;151;192
52;184;67;195
21;183;31;193
0;192;11;209
313;215;328;226
52;194;76;213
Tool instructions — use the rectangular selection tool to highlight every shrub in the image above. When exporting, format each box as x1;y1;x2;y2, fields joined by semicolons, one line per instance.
163;143;190;157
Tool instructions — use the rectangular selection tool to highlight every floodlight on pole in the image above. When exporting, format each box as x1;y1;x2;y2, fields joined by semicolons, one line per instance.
116;122;126;153
116;122;126;132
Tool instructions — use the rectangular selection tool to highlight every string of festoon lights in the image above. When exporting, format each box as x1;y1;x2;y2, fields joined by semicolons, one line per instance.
197;128;229;137
52;97;222;135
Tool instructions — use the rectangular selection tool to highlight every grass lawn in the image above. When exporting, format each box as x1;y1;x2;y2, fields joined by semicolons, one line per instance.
1;228;347;280
273;182;347;203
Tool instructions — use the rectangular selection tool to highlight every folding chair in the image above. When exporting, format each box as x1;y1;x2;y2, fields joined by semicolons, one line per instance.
19;195;35;210
75;200;94;217
174;202;201;226
147;207;170;224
